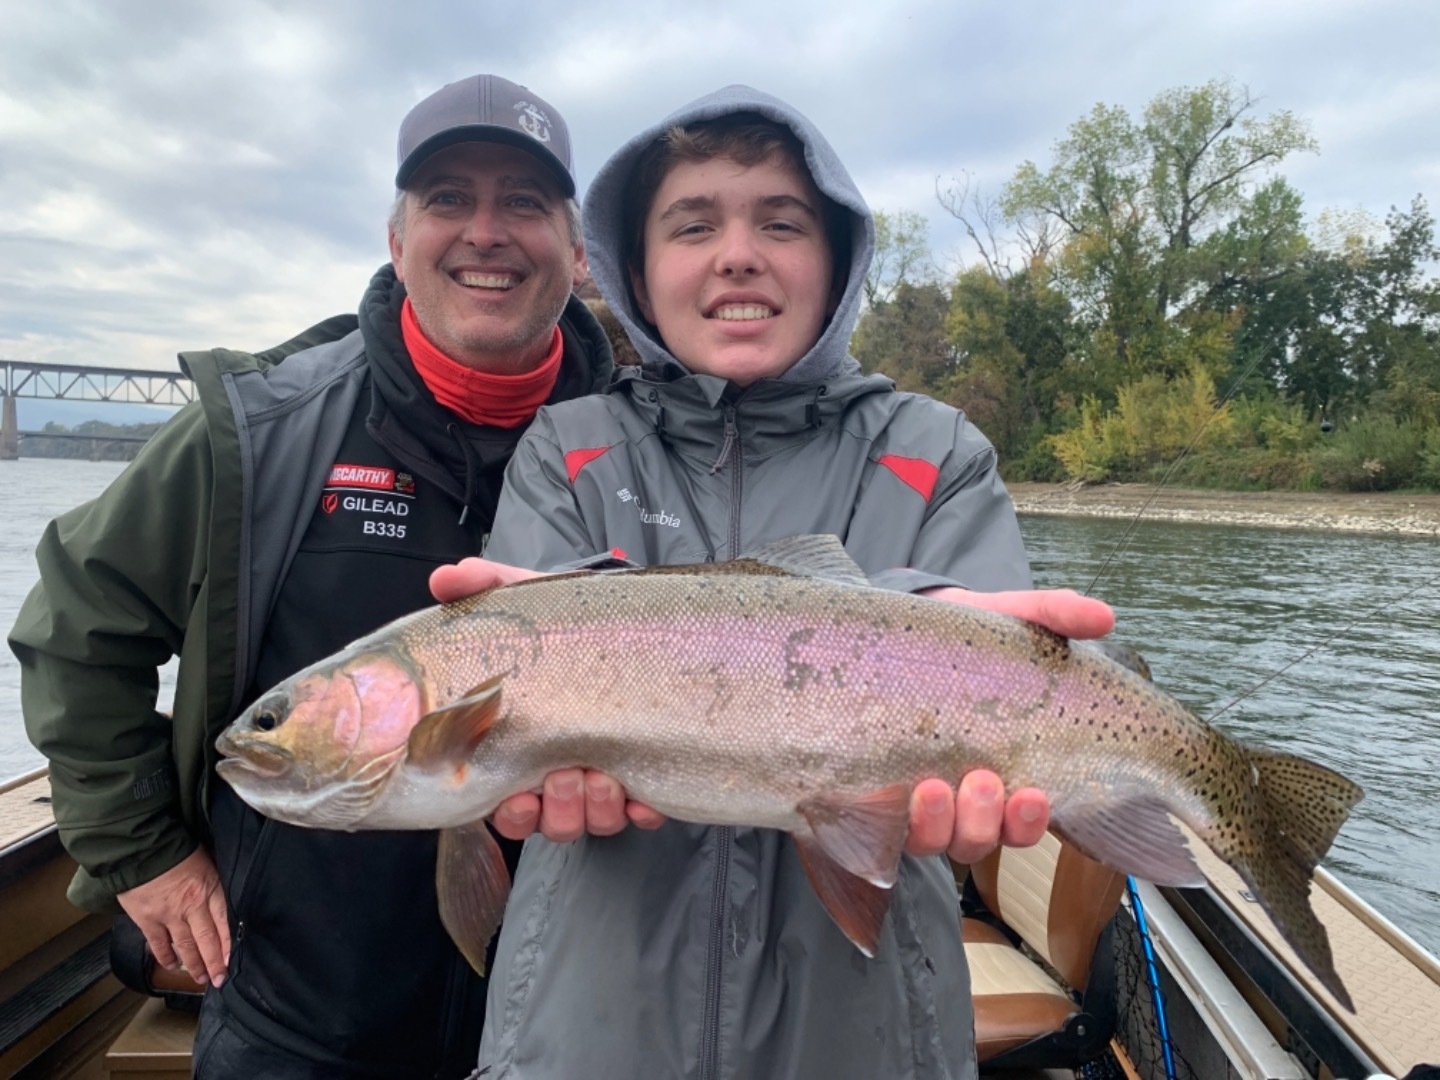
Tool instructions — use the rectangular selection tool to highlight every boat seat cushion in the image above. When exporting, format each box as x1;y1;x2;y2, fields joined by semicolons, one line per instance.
964;919;1079;1060
963;832;1125;1065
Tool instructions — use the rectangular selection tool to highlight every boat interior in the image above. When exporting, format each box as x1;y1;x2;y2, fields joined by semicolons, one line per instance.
3;767;1438;1079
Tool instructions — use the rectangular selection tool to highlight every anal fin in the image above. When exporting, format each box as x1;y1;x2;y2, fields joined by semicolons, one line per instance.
437;819;512;975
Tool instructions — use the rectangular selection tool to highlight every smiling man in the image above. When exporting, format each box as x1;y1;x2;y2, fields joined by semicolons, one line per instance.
10;75;611;1079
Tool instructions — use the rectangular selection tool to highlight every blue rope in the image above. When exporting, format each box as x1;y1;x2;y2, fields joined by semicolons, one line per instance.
1127;876;1178;1080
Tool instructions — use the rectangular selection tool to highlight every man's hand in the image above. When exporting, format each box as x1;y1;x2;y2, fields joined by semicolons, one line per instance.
116;849;230;987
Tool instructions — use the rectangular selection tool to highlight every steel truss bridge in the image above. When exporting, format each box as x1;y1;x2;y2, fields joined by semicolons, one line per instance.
1;360;192;460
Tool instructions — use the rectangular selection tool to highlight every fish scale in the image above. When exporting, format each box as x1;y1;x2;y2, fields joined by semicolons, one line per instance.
216;534;1363;1008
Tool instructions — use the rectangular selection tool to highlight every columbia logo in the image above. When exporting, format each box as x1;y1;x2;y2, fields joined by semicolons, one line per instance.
617;489;634;502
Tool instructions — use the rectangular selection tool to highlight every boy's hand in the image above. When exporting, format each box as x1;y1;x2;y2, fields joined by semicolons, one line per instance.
488;768;666;841
904;773;1049;863
430;557;543;602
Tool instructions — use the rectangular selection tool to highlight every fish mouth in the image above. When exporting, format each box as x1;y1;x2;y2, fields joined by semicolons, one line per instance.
215;734;295;778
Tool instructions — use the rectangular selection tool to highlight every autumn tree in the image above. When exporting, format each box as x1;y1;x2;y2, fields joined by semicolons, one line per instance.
995;78;1316;390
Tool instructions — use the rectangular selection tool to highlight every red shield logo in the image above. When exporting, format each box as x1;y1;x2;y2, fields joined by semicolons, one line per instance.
322;493;339;514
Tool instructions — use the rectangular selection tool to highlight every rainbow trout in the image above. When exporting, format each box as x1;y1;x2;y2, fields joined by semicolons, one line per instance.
216;535;1362;1007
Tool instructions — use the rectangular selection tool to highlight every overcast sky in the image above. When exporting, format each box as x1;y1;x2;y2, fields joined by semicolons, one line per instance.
2;0;1436;374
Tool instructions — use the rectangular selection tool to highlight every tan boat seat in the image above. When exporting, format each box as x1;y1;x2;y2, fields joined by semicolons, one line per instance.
104;997;196;1078
963;830;1125;1070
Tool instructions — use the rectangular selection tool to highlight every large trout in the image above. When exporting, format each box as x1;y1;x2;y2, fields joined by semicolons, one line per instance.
216;535;1362;1007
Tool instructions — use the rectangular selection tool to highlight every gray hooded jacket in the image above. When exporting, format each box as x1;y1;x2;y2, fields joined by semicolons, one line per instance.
477;86;1031;1080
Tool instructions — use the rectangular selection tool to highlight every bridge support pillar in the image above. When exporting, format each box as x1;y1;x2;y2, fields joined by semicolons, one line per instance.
1;394;18;460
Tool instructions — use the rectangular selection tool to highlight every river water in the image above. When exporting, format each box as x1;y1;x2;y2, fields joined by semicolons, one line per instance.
2;459;1437;957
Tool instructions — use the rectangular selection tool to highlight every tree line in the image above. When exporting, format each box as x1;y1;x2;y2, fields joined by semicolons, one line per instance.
851;78;1440;492
20;419;164;461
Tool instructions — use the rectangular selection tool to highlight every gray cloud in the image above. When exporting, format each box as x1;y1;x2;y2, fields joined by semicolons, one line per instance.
1;0;1434;370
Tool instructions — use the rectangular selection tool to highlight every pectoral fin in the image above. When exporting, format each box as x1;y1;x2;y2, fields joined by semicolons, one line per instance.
437;820;511;975
797;784;912;887
794;835;894;957
408;674;505;769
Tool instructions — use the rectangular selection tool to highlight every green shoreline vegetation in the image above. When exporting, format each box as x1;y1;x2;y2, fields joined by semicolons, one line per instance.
15;420;165;461
853;78;1440;495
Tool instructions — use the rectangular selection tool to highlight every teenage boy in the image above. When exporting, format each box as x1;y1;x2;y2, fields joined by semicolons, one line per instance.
434;85;1113;1079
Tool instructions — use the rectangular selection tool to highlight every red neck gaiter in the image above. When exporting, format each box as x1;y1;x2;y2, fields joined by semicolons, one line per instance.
401;298;563;428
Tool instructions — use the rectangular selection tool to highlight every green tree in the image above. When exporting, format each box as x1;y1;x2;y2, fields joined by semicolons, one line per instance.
1001;78;1315;390
864;209;933;308
1234;196;1440;415
941;266;1074;463
851;281;955;394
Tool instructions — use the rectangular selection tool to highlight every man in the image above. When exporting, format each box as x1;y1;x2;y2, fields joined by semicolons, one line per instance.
10;74;612;1079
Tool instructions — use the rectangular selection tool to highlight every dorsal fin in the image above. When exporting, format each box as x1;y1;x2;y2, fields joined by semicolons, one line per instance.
738;534;870;585
1082;640;1154;681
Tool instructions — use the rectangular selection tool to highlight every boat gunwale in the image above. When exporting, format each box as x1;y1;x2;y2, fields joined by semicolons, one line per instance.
1316;865;1440;986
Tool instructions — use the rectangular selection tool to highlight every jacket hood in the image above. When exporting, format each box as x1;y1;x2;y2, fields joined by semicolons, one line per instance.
583;84;874;387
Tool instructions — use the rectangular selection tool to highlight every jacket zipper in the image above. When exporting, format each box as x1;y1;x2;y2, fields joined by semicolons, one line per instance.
700;405;742;1080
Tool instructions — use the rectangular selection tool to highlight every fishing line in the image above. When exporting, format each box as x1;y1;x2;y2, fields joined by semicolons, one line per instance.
1084;345;1273;598
1208;569;1440;721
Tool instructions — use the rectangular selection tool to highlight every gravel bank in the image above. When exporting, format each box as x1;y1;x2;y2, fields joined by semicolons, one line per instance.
1007;483;1440;538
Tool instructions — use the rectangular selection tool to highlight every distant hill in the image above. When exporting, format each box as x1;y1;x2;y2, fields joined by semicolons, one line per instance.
14;399;181;430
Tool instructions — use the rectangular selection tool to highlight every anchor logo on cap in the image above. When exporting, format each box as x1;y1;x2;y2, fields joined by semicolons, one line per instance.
514;101;552;143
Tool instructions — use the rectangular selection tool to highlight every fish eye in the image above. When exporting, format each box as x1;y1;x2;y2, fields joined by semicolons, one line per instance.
254;704;285;732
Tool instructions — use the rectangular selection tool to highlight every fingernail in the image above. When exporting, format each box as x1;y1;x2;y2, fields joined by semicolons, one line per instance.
551;775;580;799
213;973;226;988
1018;802;1044;823
586;777;613;803
500;805;530;825
194;973;210;987
923;789;949;816
972;781;1000;806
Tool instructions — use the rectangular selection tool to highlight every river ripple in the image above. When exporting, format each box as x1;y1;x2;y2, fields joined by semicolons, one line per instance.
1020;514;1440;960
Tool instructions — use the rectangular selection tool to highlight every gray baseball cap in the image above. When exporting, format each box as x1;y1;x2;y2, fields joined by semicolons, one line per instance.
395;74;575;196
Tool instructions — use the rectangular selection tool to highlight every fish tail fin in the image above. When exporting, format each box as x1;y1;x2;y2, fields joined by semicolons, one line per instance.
1222;745;1364;1011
